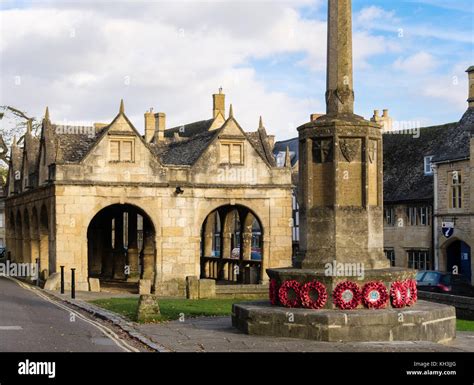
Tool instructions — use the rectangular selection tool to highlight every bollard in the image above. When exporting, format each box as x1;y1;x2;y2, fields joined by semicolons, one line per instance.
71;268;76;299
35;258;40;286
60;266;65;294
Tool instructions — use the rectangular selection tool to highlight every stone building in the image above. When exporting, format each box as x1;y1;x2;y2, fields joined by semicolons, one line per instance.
5;91;293;294
274;67;474;285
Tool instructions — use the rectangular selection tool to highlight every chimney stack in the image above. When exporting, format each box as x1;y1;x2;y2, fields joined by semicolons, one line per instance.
467;66;474;108
213;88;225;119
154;112;166;141
144;109;155;143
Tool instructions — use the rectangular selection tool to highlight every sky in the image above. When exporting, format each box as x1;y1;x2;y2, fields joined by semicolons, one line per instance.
0;0;473;141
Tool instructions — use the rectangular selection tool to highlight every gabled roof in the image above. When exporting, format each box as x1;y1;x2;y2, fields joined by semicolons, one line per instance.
52;125;106;163
245;125;277;167
152;129;219;166
165;119;215;138
432;108;473;163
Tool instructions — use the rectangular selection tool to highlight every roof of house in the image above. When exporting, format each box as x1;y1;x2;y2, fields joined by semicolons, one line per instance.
165;119;215;138
52;125;106;163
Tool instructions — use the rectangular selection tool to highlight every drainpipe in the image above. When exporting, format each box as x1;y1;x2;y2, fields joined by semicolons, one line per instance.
433;164;439;271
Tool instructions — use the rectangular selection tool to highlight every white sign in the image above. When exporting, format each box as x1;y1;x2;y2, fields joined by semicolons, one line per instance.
442;222;454;228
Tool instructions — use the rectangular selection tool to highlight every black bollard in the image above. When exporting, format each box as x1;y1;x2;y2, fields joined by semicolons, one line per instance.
71;268;76;299
60;266;65;294
35;258;40;286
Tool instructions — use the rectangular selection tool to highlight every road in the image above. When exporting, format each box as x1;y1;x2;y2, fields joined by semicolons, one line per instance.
0;276;138;352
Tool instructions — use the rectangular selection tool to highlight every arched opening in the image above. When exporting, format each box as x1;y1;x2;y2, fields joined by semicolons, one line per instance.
447;240;471;282
87;204;156;284
200;205;263;284
22;209;31;264
8;212;16;261
15;211;22;263
39;205;50;278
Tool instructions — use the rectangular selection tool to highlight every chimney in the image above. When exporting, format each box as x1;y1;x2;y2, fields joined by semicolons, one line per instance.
382;109;389;118
144;108;155;143
467;66;474;108
371;110;380;122
213;88;225;119
310;113;323;121
154;112;166;141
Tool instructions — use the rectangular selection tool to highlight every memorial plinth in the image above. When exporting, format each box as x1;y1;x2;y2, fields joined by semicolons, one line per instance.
232;0;456;343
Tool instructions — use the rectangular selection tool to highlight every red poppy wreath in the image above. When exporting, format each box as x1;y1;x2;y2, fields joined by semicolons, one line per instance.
278;280;301;308
269;279;278;306
333;281;361;310
300;280;328;309
390;281;407;308
404;279;418;306
361;281;389;309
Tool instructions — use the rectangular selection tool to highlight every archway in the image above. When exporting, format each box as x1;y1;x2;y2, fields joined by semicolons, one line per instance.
200;205;263;284
447;240;471;282
87;204;156;283
8;212;16;261
15;211;22;263
22;209;31;264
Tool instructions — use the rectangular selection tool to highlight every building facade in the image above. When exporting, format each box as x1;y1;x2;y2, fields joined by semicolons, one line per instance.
5;91;293;294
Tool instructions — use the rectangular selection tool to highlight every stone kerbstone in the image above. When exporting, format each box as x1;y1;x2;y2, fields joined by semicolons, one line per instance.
232;300;456;343
88;278;101;292
137;294;161;322
186;276;199;299
139;279;152;295
199;279;216;299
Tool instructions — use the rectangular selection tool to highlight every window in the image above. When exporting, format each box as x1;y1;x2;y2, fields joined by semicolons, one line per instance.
110;139;134;162
220;142;244;165
424;156;434;175
292;193;299;242
419;206;431;226
450;171;462;209
407;250;431;270
384;207;395;226
407;206;417;226
384;249;395;267
0;210;4;228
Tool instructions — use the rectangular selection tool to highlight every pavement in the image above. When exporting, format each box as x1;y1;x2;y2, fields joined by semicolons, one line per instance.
0;277;143;352
136;315;474;352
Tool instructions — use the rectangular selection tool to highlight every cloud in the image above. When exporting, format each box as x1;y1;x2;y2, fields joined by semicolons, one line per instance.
393;52;438;73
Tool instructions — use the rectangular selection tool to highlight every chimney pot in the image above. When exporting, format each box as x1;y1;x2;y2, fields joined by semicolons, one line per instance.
383;109;389;117
144;111;155;143
154;112;166;141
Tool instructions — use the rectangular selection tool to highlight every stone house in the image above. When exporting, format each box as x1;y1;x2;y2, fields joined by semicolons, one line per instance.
0;177;5;248
5;90;293;294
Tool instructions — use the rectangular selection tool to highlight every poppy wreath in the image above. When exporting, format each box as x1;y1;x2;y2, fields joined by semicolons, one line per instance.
404;279;418;306
269;279;279;306
300;280;328;309
278;280;302;308
361;281;389;309
390;281;407;308
333;281;362;310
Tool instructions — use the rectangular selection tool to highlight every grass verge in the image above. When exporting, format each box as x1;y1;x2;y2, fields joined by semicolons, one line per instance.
90;297;261;323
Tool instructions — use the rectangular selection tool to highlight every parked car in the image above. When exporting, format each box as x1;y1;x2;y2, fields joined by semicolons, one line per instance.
416;271;474;297
0;247;6;264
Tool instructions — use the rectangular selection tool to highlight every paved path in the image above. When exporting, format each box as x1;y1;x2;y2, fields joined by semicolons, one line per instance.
137;316;474;352
0;277;140;352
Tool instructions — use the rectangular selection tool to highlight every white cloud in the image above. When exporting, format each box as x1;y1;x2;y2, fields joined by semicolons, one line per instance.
393;52;438;73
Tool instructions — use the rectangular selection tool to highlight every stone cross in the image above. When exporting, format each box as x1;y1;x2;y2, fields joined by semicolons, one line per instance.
326;0;354;115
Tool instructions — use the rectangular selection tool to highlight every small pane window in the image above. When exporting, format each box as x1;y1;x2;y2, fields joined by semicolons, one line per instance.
424;156;434;175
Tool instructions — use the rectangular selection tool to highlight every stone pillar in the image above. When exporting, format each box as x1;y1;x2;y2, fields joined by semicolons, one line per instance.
203;214;215;257
142;219;155;281
326;0;354;115
102;218;113;278
127;210;140;282
113;209;126;280
39;232;49;279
